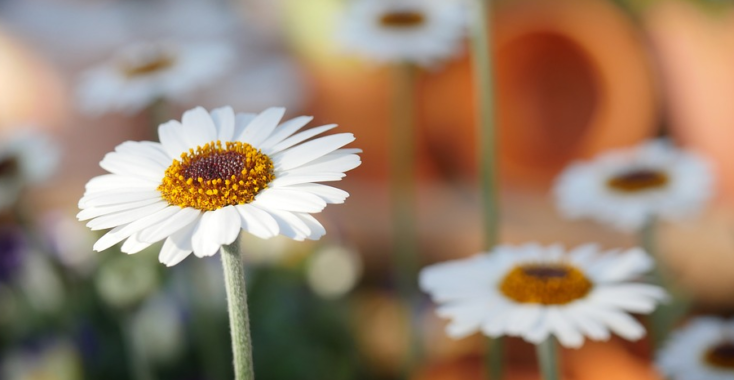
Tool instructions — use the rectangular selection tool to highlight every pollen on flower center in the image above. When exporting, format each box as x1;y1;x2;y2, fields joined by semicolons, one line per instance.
379;11;426;28
158;141;275;211
120;54;175;77
499;263;593;305
607;168;669;193
704;342;734;370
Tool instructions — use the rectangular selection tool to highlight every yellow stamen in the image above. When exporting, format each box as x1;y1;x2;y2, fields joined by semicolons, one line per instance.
158;141;275;211
120;54;175;77
500;263;592;305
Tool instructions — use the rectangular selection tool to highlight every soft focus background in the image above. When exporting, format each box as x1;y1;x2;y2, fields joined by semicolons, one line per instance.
1;0;734;379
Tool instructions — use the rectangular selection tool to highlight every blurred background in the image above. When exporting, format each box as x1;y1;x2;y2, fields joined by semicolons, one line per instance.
2;0;734;379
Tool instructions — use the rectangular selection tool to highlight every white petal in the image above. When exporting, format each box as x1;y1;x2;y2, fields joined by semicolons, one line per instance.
236;204;279;239
272;133;355;171
77;197;160;221
158;216;199;266
158;120;190;159
211;106;235;141
115;141;171;166
84;174;158;193
137;207;202;244
284;184;349;204
547;308;585;348
265;124;337;155
259;116;313;150
191;207;241;258
285;153;361;175
121;232;153;254
294;213;326;240
583;306;646;341
237;107;285;147
86;201;169;230
80;190;161;208
99;152;163;181
93;206;180;251
254;189;327;213
269;173;346;187
505;305;544;337
182;106;217;147
254;207;310;240
564;304;611;341
233;113;257;140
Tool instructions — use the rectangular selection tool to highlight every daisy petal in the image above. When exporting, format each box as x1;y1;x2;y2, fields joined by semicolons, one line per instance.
158;120;190;160
266;124;337;155
159;217;199;266
236;204;279;239
259;116;313;150
191;207;241;258
211;106;235;141
86;201;169;230
238;107;285;146
273;133;356;171
93;206;180;252
182;106;217;147
121;232;154;254
254;189;327;213
137;207;202;244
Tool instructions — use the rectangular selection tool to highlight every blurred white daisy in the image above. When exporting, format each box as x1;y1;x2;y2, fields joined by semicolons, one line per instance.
657;317;734;380
77;41;234;116
420;243;667;348
338;0;468;67
0;129;60;210
553;140;713;231
78;106;361;266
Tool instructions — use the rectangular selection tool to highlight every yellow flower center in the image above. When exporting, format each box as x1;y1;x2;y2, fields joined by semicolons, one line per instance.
499;263;593;305
704;342;734;370
158;141;275;211
379;11;426;28
607;169;669;193
120;53;175;78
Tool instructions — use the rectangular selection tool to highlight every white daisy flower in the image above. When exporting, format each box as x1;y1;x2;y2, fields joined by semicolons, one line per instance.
77;41;235;116
553;140;713;231
338;0;468;67
77;106;361;267
419;243;667;348
657;317;734;380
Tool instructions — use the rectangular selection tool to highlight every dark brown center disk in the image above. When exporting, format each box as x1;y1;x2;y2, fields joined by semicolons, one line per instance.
182;151;246;182
607;169;669;193
379;11;426;28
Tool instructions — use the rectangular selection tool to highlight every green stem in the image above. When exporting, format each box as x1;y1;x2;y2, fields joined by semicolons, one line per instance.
390;62;422;374
640;219;686;352
221;237;255;380
470;0;502;378
123;313;155;380
535;338;560;380
147;97;170;138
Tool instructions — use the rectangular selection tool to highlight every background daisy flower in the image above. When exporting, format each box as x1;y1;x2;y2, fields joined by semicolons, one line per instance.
77;106;361;266
77;41;235;116
0;128;60;210
337;0;468;67
420;243;667;348
657;317;734;380
553;140;713;231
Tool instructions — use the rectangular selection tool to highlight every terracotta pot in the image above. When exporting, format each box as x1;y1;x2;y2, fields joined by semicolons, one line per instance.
0;28;67;135
419;0;659;186
645;0;734;199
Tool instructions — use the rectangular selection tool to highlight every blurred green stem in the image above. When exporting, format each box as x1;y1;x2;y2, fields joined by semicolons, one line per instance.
536;337;560;380
221;237;255;380
147;97;170;138
471;0;503;378
122;313;155;380
390;62;422;374
640;218;686;351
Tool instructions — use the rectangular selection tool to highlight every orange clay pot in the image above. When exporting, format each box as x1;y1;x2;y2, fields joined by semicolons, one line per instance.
288;0;658;185
412;340;661;380
0;28;66;135
644;1;734;199
419;0;659;186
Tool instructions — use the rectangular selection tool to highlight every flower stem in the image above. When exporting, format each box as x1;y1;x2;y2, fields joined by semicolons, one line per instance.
221;237;255;380
640;219;687;351
122;313;156;380
470;0;502;378
390;62;422;374
147;97;170;139
536;337;560;380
